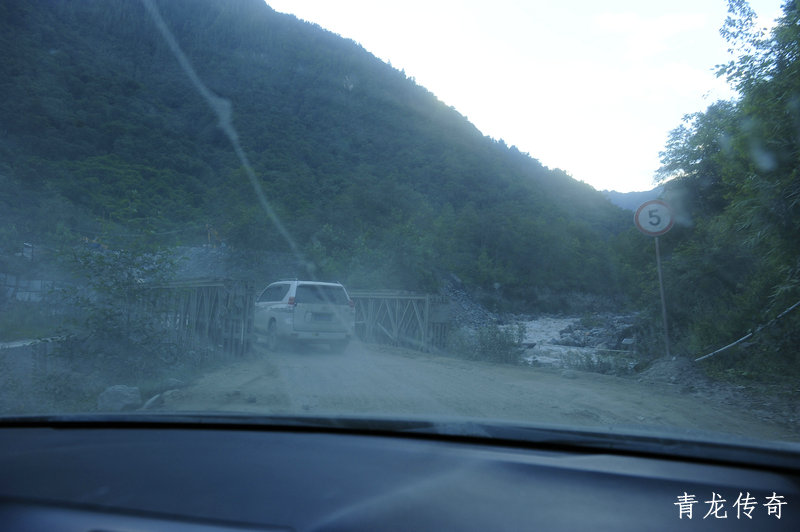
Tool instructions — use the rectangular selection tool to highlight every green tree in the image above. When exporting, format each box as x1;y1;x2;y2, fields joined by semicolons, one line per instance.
652;0;800;378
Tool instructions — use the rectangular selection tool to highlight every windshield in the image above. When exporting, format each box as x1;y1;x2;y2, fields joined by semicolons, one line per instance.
295;284;349;305
0;0;797;448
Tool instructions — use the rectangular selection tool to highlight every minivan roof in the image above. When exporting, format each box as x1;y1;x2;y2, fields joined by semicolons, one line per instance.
271;280;344;287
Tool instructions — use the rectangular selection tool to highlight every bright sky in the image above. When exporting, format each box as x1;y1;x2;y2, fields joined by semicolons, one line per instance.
265;1;783;192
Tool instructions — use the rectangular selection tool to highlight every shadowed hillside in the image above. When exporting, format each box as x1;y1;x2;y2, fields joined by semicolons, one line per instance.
0;0;633;309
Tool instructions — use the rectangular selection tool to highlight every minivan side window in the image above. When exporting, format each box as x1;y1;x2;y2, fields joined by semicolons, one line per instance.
259;284;289;303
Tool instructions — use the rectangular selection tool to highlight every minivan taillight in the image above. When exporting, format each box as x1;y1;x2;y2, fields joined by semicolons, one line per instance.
348;299;354;308
288;296;296;307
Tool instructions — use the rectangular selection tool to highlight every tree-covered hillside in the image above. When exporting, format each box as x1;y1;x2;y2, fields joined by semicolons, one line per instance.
0;0;633;308
649;0;800;378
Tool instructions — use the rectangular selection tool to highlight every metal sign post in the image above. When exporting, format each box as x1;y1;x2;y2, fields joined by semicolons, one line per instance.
653;236;670;358
634;200;674;358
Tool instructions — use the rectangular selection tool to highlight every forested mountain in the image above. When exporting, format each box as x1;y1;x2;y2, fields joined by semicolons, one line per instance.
647;0;800;377
0;0;633;307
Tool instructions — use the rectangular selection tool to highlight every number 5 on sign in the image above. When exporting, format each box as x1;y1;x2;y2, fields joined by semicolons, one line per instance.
634;200;673;236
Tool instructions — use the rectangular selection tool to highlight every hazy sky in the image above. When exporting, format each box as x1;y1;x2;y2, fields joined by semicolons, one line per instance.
265;1;783;192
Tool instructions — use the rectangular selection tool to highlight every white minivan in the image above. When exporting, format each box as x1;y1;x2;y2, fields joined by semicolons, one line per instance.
255;280;355;352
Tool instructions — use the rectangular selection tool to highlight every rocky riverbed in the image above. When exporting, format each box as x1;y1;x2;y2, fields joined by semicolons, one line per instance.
519;314;638;373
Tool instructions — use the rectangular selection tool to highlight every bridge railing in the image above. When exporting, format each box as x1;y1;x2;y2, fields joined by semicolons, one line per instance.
348;291;451;352
146;278;255;358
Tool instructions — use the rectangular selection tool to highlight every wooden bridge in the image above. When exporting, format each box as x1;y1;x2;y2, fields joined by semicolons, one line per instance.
146;278;256;358
349;291;451;352
142;283;450;356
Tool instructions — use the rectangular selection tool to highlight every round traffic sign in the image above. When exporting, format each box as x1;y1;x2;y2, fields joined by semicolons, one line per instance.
634;200;673;236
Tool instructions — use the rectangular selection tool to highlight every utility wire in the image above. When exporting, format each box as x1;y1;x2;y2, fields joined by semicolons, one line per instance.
694;299;800;362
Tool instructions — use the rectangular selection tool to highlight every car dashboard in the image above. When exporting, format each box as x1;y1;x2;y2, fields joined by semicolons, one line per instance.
0;416;797;531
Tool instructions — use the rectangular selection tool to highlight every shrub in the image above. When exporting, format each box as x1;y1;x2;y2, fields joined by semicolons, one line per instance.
448;322;525;364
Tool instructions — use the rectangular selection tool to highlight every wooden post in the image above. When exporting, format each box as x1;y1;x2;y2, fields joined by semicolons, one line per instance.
655;236;671;358
423;295;430;352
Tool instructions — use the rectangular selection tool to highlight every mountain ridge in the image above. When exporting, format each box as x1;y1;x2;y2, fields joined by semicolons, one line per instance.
602;187;664;211
0;0;636;309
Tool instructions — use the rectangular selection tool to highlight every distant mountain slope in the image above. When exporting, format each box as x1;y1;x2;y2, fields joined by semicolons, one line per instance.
602;187;664;211
0;0;634;307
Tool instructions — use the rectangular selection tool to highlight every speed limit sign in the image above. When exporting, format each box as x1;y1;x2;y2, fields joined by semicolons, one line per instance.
635;199;674;358
634;200;673;236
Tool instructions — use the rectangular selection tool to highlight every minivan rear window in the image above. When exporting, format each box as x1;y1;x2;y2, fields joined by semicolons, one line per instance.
295;285;349;305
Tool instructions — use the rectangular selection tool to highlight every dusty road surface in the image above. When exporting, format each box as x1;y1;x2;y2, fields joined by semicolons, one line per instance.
161;340;798;442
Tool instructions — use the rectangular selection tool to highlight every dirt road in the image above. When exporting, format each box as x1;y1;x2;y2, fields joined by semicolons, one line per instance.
162;340;798;442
